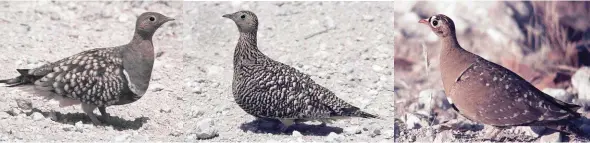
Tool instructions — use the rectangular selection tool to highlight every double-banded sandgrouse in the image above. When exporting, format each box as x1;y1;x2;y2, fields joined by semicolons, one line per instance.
223;10;378;131
0;12;174;125
419;14;584;138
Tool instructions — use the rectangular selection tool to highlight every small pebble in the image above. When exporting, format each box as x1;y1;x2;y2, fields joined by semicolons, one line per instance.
30;112;44;121
15;99;32;111
114;134;130;142
194;118;218;140
292;130;302;137
326;132;344;142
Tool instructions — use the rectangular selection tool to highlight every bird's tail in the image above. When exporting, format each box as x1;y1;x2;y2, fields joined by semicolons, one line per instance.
0;69;34;87
342;107;380;119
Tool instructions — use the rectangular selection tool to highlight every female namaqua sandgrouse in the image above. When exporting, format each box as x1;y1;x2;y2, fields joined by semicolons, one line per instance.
223;10;378;132
0;12;174;125
419;14;584;138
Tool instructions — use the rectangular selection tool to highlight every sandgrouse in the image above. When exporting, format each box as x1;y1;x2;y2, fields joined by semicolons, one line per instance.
223;10;378;131
0;12;174;125
419;14;584;138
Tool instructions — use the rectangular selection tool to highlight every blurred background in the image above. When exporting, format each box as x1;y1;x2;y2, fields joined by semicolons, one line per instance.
394;1;590;142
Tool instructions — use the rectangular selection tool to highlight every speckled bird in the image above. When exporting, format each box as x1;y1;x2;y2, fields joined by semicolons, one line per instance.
0;12;174;125
420;14;584;138
223;10;378;131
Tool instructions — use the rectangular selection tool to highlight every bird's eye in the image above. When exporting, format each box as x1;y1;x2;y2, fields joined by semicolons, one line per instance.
241;15;246;19
431;19;440;28
149;16;156;21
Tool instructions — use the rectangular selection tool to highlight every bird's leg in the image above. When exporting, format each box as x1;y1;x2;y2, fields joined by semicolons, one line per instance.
81;103;102;125
482;126;504;141
98;106;110;121
278;119;295;133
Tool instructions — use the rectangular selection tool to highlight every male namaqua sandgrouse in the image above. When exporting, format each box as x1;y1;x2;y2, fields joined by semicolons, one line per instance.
0;12;174;125
419;14;584;138
223;10;378;131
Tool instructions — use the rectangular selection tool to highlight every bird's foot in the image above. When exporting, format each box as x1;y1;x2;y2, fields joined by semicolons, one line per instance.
81;103;105;126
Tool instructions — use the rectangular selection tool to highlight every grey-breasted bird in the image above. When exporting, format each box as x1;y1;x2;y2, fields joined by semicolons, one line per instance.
223;10;378;131
0;12;174;125
419;14;584;139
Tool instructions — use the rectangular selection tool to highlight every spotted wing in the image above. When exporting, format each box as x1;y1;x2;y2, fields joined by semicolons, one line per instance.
449;58;580;126
31;48;127;106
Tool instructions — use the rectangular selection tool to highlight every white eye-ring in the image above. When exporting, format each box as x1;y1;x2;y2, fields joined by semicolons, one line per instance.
430;16;441;28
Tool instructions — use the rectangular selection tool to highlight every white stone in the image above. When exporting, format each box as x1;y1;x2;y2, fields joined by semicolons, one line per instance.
542;88;573;103
30;112;44;121
194;118;218;140
292;130;302;137
326;132;344;142
572;67;590;101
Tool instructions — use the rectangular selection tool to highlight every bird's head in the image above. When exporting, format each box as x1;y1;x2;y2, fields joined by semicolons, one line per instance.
135;12;174;36
419;14;456;38
223;10;259;33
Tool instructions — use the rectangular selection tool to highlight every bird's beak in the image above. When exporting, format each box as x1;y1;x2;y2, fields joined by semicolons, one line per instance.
165;17;175;22
419;19;428;25
222;14;232;19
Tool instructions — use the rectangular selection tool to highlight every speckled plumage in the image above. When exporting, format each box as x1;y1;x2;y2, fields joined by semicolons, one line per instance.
0;12;174;125
420;14;583;138
224;11;377;130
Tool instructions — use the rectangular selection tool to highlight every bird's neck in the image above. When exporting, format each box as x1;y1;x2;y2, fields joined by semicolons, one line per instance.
439;36;478;94
121;32;155;96
234;31;266;66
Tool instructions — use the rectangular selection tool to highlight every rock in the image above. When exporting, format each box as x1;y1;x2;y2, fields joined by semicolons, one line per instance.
292;130;302;137
114;134;130;142
189;107;204;118
192;86;203;94
538;132;562;142
362;15;375;22
194;118;218;140
572;67;590;101
542;88;573;103
324;16;336;29
150;84;164;92
75;121;85;132
206;65;224;76
418;89;451;111
434;130;454;142
30;112;44;121
326;132;344;142
48;111;58;121
404;113;423;129
370;129;382;137
15;99;32;111
160;106;172;113
344;126;362;135
0;112;9;119
7;108;21;116
372;65;384;72
63;125;75;132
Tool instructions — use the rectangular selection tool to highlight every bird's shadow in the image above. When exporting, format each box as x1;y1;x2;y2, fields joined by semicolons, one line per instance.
21;108;149;131
239;118;343;136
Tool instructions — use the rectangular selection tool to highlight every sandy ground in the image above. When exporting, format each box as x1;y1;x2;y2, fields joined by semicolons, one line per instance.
183;1;394;142
394;1;590;142
0;1;185;141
